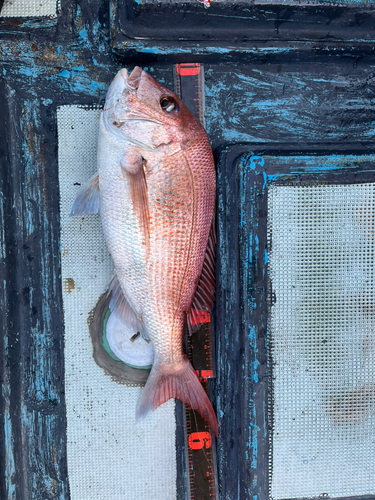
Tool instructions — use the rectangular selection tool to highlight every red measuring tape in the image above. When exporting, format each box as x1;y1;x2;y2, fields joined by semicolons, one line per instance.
174;63;218;500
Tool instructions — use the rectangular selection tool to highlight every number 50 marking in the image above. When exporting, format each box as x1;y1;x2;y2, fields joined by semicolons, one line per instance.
188;432;212;450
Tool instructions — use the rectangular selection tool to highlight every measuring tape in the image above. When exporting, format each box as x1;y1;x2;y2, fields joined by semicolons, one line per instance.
174;63;219;500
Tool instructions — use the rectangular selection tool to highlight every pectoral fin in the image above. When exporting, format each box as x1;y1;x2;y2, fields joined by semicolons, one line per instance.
121;151;150;253
70;173;100;216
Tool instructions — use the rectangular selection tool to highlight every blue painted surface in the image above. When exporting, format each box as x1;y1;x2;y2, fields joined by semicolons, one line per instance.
2;1;375;499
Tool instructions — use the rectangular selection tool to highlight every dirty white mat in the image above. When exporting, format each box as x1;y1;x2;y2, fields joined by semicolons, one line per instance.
58;106;176;500
1;0;60;17
268;184;375;499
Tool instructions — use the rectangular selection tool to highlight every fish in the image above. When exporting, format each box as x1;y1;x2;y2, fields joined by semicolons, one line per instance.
71;67;218;437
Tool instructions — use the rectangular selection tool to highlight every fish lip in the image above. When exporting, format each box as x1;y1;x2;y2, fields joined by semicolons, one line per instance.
116;67;142;92
103;69;128;113
126;66;143;90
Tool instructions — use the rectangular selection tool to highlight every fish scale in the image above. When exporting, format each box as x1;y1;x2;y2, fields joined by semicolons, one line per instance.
147;153;195;357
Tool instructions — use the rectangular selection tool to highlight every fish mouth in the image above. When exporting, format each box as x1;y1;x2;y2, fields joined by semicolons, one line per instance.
103;67;163;126
103;68;138;111
103;67;146;115
102;67;164;150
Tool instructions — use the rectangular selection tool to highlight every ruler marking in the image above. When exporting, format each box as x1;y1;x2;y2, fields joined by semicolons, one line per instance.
174;62;217;500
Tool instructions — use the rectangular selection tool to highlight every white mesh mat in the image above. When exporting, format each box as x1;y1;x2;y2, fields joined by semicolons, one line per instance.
1;0;59;17
58;106;177;500
268;183;375;499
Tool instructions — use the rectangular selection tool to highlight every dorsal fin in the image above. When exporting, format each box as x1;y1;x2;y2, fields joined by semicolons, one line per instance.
187;217;216;334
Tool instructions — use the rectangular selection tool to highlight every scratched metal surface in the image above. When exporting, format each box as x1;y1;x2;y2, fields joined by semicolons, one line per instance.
1;1;375;499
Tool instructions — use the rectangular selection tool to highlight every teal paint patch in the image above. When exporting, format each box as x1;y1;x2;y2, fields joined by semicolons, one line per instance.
88;80;106;92
54;68;106;94
19;67;39;78
4;334;16;498
119;42;295;57
253;360;259;383
102;309;122;362
4;413;16;497
248;326;256;341
71;65;85;72
58;70;70;78
79;28;88;40
249;156;265;170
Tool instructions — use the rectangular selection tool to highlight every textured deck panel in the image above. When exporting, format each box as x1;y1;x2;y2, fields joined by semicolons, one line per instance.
58;106;177;500
1;0;59;17
269;184;375;498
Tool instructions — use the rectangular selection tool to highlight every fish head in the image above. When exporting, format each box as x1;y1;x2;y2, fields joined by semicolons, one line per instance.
101;67;204;153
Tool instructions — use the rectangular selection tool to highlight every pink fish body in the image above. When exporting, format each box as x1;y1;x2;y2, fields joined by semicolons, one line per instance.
71;67;218;437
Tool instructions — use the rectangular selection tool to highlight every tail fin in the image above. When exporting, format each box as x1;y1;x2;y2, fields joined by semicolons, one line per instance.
136;356;218;438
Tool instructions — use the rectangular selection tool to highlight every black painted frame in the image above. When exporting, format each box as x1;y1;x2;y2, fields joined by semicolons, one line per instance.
112;0;375;43
216;143;375;500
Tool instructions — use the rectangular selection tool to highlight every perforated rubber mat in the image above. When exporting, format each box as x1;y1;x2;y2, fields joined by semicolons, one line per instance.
58;106;177;500
268;184;375;499
1;0;59;17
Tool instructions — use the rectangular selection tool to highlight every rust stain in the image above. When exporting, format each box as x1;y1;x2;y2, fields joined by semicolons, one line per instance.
40;46;67;65
45;478;58;495
24;122;37;158
6;20;22;26
326;385;375;424
63;278;75;294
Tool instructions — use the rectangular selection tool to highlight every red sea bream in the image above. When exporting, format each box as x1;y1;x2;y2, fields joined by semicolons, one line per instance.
71;67;218;437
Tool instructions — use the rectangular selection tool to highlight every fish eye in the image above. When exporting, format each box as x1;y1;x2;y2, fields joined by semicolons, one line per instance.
160;96;178;113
